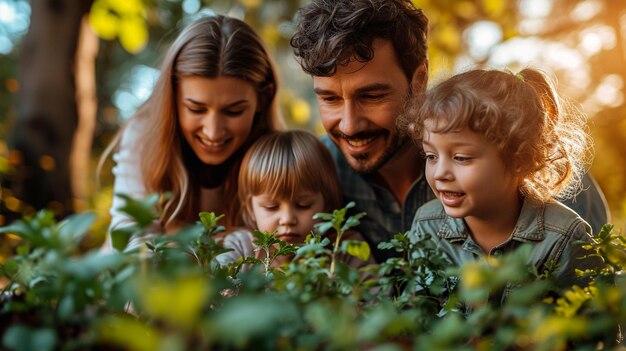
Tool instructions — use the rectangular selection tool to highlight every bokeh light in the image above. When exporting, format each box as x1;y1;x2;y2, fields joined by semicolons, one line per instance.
0;0;30;54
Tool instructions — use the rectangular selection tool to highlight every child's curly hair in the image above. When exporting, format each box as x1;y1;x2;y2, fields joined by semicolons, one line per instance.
399;68;592;203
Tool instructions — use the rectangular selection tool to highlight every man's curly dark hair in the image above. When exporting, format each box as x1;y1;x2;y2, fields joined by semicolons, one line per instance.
290;0;428;79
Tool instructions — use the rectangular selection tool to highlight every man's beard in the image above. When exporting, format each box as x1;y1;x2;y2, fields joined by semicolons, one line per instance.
330;86;416;174
349;132;409;175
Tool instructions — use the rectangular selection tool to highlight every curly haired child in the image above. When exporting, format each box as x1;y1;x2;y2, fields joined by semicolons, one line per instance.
403;68;602;291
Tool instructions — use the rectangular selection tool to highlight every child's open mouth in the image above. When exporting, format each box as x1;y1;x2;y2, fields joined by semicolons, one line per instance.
439;191;465;207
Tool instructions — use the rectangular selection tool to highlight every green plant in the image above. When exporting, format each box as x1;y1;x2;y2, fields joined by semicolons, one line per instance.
312;201;368;277
245;229;298;275
0;210;132;350
0;196;624;350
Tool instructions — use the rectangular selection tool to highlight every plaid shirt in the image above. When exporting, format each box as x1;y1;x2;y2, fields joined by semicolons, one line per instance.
322;136;436;263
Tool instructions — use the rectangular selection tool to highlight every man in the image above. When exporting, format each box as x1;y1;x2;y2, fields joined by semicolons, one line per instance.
291;0;609;263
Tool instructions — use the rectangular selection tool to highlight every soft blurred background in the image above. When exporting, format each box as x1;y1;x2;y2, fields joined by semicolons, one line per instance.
0;0;624;252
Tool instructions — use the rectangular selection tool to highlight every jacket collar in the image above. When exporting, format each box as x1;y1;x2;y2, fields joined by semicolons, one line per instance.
438;199;545;242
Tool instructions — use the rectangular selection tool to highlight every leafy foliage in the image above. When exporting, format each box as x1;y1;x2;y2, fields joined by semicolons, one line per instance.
0;200;624;350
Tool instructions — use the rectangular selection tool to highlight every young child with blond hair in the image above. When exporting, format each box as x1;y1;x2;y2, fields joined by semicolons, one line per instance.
216;130;367;268
404;68;601;291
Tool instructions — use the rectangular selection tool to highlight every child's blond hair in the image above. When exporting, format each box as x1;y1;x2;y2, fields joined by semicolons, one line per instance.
401;68;592;203
238;130;343;227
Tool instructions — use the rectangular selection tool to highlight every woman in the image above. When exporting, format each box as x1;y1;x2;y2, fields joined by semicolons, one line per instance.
107;15;283;245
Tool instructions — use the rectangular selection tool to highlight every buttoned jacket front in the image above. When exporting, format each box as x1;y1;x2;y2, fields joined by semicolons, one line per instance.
409;199;599;292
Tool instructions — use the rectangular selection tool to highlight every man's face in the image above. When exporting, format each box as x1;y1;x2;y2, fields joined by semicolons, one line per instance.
313;39;420;174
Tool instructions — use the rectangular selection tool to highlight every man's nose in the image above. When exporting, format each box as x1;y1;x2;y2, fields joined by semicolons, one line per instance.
338;101;365;136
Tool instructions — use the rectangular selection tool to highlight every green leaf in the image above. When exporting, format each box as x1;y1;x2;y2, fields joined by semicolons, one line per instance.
345;240;371;261
97;316;161;351
115;193;159;227
28;275;49;289
314;222;334;235
342;212;365;232
137;275;208;329
294;242;328;260
57;212;96;244
32;210;57;229
57;295;75;320
252;230;281;248
0;211;56;247
198;212;225;236
64;251;125;280
0;259;19;277
275;241;298;257
378;233;410;252
314;202;365;236
213;295;299;348
110;226;136;252
313;212;334;221
597;224;614;240
161;222;203;246
16;244;30;256
2;325;57;351
0;220;34;241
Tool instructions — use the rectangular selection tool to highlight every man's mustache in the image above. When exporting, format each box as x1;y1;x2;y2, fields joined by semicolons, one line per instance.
330;130;387;140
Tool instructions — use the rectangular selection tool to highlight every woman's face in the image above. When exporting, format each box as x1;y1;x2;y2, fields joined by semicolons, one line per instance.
177;76;258;165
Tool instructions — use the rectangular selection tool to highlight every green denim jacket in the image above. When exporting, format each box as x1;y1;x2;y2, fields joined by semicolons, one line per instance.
409;199;600;292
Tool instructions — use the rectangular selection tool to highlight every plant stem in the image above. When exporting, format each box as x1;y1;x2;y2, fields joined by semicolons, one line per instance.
329;230;343;278
263;246;271;275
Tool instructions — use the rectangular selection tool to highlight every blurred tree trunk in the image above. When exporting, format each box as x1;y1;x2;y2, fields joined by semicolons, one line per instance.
7;0;93;220
71;18;99;212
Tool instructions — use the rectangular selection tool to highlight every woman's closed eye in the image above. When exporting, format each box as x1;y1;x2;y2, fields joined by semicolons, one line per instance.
187;106;206;114
222;100;251;117
223;108;247;117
